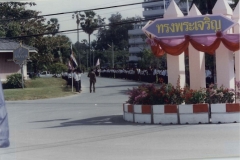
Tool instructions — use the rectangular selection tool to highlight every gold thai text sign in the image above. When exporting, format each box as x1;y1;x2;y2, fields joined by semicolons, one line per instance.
144;14;236;38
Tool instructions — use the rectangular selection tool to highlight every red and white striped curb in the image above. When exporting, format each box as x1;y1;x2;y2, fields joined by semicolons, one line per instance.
153;105;178;124
211;103;240;123
179;104;209;124
123;103;240;124
123;104;134;122
123;104;152;123
134;105;152;123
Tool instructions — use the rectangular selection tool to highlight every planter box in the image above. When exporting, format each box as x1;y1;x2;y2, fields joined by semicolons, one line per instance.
123;104;134;122
134;105;152;124
153;105;178;124
179;104;209;124
211;103;240;123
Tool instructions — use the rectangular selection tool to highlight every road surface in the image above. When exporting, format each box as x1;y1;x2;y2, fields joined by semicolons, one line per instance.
0;74;239;160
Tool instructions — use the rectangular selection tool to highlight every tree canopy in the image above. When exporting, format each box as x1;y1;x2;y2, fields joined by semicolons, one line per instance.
0;2;72;72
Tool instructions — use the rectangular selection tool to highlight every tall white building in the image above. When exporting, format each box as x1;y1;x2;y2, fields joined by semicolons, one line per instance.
128;0;188;63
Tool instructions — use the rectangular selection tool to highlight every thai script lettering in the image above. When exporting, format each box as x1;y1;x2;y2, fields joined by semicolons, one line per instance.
14;48;29;60
14;53;28;59
156;16;221;34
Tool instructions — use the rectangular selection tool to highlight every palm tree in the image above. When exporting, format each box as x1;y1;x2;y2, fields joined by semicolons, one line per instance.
79;10;105;68
47;18;60;36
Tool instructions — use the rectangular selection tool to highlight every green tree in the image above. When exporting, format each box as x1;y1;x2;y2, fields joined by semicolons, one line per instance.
95;13;135;51
47;18;60;36
93;13;139;68
29;35;71;72
49;63;68;77
78;10;105;68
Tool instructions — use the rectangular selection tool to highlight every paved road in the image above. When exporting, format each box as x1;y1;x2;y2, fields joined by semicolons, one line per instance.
0;74;240;160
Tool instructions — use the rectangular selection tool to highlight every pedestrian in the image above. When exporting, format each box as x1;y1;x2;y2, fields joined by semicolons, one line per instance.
88;68;96;93
74;68;82;93
0;80;10;148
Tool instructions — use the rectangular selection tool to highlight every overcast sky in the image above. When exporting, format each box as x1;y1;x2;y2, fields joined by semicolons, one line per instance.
3;0;144;43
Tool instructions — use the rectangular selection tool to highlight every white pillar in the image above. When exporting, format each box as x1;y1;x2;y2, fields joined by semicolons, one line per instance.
164;0;185;87
233;2;240;83
167;54;185;87
188;5;206;89
213;0;235;89
23;64;27;80
189;46;206;89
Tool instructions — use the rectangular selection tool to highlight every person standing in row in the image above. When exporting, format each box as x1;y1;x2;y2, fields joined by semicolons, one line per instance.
88;68;96;93
74;69;82;93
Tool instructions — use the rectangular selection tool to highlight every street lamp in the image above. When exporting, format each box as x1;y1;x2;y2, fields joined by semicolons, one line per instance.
108;42;114;68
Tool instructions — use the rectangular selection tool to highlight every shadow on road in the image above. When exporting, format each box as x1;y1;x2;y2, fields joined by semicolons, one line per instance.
30;119;70;123
45;115;147;128
96;84;140;88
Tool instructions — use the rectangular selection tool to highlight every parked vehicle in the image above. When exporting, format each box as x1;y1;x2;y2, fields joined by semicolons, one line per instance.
39;71;53;78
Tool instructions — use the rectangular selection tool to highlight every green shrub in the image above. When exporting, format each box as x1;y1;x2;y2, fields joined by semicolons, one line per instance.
49;63;68;77
6;73;23;88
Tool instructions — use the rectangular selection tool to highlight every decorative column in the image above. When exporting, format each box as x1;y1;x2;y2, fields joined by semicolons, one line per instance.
212;0;235;89
233;2;240;83
188;5;206;90
164;0;185;87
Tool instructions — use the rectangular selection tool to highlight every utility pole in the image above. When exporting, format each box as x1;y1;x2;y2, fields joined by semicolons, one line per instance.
93;49;94;68
108;42;114;68
72;13;81;68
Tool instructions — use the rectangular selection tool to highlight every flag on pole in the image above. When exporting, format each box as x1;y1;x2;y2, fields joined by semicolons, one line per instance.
68;60;73;70
70;44;78;68
96;58;100;66
70;44;77;92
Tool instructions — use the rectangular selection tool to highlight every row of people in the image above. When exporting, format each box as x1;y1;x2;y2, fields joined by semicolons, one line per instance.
62;69;82;93
97;67;168;83
95;67;214;85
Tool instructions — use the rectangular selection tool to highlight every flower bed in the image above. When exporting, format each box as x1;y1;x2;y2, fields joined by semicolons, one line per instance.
124;82;239;124
127;83;235;105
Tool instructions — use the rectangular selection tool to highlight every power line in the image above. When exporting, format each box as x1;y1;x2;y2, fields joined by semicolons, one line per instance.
0;0;161;22
57;5;143;24
0;15;163;40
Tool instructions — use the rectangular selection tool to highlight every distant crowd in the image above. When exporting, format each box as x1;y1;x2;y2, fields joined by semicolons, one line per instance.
98;67;168;84
61;66;214;87
93;67;214;85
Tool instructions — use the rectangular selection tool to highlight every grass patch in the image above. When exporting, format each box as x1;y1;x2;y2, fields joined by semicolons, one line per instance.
3;78;75;101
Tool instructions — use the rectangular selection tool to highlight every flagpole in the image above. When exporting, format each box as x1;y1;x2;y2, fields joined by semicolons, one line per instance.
186;0;189;15
71;43;73;92
72;71;73;92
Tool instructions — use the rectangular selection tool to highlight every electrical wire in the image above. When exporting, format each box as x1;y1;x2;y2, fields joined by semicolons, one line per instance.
0;15;163;40
0;0;162;22
57;5;143;24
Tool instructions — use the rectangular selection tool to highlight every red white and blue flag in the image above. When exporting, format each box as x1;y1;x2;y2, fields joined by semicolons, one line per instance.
96;58;100;66
70;44;78;69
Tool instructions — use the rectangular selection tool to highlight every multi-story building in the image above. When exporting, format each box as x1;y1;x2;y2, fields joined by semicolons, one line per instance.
128;0;187;64
128;0;235;64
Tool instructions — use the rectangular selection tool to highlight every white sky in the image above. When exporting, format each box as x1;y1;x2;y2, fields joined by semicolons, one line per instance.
2;0;144;43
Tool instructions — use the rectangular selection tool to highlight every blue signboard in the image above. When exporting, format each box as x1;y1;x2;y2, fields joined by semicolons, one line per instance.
143;14;236;38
